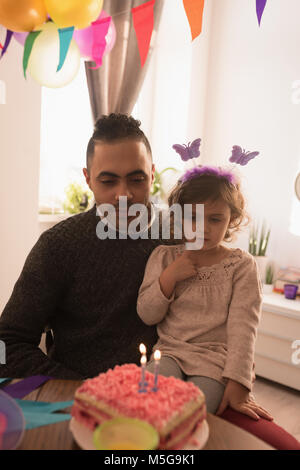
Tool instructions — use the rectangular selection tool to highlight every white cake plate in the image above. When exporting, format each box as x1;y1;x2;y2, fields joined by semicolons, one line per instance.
69;417;209;451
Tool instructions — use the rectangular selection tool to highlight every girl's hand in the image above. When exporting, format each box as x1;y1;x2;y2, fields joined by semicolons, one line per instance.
167;250;198;283
159;251;198;298
216;379;274;421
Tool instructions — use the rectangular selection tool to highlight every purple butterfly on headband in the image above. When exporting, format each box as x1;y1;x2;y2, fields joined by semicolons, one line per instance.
229;146;260;166
172;138;201;161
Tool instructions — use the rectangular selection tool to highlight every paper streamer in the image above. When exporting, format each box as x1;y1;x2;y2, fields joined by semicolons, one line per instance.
23;30;42;78
256;0;267;26
0;29;13;59
15;399;73;430
0;379;10;384
15;399;74;414
132;0;155;67
20;411;72;430
183;0;205;41
2;375;52;399
57;26;75;72
89;16;111;69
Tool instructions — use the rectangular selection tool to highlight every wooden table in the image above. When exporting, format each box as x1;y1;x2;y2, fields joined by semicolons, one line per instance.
14;379;274;450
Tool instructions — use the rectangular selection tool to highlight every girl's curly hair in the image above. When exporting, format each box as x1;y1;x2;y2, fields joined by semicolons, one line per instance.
167;171;250;243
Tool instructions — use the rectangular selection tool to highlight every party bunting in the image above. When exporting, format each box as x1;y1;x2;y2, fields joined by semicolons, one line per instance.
0;0;269;87
132;0;155;67
183;0;205;41
0;29;13;59
57;26;74;72
256;0;267;26
89;16;111;69
23;30;42;78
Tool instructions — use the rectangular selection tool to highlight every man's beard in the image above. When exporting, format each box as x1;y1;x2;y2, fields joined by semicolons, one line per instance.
97;196;153;236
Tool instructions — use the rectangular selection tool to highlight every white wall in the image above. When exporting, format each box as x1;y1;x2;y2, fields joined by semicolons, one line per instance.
0;39;41;312
200;0;300;268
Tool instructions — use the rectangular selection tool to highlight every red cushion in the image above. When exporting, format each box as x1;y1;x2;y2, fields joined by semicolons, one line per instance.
220;408;300;450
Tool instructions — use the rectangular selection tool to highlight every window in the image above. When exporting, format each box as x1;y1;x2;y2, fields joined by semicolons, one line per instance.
39;61;93;213
39;1;193;213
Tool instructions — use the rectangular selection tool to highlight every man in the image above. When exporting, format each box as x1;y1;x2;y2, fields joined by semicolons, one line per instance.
0;114;162;379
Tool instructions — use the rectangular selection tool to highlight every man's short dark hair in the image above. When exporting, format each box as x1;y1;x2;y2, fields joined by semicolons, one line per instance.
86;113;152;172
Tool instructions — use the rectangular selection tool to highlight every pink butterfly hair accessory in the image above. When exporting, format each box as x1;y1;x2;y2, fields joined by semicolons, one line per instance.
229;145;260;166
172;139;260;185
172;138;201;161
180;166;237;185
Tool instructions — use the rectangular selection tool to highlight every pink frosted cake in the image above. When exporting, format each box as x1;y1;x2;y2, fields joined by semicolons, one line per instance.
71;364;206;450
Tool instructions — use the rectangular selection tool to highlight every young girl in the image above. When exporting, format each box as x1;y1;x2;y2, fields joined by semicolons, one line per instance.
137;166;273;421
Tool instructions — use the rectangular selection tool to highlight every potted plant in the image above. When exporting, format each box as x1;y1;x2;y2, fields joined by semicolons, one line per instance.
248;221;271;283
63;182;93;214
263;263;274;295
151;167;179;203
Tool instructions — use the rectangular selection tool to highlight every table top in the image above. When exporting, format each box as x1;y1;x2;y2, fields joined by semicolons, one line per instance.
15;379;274;450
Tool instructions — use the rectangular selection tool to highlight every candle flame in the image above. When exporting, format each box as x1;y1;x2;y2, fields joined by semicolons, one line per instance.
140;355;147;365
154;350;161;361
139;343;146;355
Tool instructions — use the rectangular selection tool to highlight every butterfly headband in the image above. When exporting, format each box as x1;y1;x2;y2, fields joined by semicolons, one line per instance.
172;138;259;185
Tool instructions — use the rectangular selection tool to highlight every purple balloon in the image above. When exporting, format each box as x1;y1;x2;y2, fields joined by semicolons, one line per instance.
13;31;28;46
0;391;25;450
73;10;116;60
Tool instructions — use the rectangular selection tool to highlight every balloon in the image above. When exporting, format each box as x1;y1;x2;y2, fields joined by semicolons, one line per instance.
13;31;28;46
0;0;47;32
44;0;103;29
27;22;80;88
13;15;51;45
73;10;116;60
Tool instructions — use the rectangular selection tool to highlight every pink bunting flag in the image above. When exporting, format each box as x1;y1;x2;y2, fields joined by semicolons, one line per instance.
89;16;111;70
132;0;155;67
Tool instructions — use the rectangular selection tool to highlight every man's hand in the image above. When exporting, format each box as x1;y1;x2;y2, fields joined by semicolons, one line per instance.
216;379;274;421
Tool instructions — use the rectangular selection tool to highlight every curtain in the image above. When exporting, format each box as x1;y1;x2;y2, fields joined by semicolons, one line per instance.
85;0;164;121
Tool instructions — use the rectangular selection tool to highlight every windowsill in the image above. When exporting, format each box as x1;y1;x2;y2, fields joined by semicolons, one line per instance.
38;213;73;223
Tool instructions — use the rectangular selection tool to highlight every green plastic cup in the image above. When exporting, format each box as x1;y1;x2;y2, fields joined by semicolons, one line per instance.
93;417;159;450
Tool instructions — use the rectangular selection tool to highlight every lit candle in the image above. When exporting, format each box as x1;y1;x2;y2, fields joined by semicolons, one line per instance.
151;350;161;392
138;354;148;393
138;343;148;392
139;343;146;356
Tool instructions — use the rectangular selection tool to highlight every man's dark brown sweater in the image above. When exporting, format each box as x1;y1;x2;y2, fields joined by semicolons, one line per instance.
0;206;163;379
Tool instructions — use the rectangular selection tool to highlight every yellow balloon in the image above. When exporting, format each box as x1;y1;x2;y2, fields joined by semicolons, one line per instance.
0;0;47;32
44;0;103;29
27;22;81;88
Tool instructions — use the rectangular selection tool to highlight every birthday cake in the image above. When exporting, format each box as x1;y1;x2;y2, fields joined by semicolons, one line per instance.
71;364;207;450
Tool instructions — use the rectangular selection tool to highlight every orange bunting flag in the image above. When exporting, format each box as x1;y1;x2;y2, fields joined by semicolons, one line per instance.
132;0;155;67
183;0;205;41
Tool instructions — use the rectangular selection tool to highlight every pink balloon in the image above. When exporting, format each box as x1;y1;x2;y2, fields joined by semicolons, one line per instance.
73;10;116;60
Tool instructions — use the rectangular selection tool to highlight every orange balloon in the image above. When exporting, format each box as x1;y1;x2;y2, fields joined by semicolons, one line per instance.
0;0;47;32
44;0;103;29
